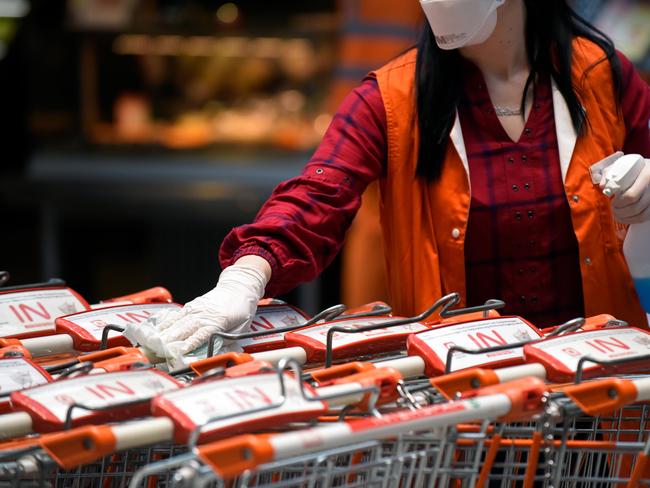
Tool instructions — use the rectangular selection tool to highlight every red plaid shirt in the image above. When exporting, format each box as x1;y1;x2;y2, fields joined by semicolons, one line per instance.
459;60;584;325
220;52;650;326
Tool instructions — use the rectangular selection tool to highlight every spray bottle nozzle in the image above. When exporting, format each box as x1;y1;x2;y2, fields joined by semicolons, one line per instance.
600;154;645;198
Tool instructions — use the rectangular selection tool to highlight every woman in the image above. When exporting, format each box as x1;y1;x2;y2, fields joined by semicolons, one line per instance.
131;0;650;358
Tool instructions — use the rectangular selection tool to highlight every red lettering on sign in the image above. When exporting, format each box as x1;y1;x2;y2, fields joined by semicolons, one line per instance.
224;387;273;409
9;305;23;323
249;317;276;331
585;337;630;354
9;303;51;323
115;311;152;324
95;381;136;398
86;386;104;399
467;330;507;349
84;381;137;400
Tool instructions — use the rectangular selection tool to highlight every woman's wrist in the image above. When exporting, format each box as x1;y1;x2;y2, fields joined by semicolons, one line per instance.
234;254;273;284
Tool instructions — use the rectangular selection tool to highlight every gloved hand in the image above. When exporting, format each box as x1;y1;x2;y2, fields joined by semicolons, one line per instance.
604;157;650;224
128;255;271;358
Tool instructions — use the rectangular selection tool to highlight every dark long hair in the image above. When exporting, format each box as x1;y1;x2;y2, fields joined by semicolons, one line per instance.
415;0;622;181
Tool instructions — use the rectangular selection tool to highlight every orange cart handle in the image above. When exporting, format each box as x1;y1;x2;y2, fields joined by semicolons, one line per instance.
103;287;173;304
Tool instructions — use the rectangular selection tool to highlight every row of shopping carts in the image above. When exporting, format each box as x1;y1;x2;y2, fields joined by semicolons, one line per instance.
2;271;650;486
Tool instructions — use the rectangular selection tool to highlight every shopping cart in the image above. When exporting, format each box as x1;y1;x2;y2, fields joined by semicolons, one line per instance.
122;375;650;488
4;272;650;487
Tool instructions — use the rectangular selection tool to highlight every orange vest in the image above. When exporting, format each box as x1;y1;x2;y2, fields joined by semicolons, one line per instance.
373;38;649;328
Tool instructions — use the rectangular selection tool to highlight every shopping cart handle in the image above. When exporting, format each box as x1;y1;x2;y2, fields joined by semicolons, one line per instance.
189;351;255;376
39;424;117;469
93;353;150;373
430;368;500;400
81;346;146;364
461;377;548;422
307;361;377;386
222;360;274;378
432;363;549;399
102;286;173;304
40;418;174;470
197;434;274;480
559;377;638;416
329;367;403;409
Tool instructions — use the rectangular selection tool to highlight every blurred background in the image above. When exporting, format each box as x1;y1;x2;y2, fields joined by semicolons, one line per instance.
0;0;648;313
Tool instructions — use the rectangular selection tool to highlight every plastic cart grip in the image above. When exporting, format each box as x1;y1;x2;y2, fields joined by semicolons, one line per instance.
430;368;501;400
560;377;639;415
0;345;32;359
40;424;117;469
330;367;403;407
190;352;255;375
0;338;21;348
462;377;547;422
103;287;173;304
582;314;623;330
309;362;377;385
223;360;274;378
80;347;145;363
198;434;275;480
93;352;150;372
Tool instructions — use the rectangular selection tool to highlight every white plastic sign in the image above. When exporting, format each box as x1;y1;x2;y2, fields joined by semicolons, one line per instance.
0;288;88;338
292;318;428;347
153;372;326;439
526;327;650;373
237;305;309;350
58;303;181;342
13;370;179;422
409;317;541;373
0;358;51;395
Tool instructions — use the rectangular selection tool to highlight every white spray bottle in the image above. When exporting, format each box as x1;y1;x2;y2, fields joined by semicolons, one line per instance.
594;153;650;319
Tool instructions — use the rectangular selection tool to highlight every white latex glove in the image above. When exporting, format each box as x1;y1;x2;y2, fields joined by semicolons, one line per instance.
126;256;271;359
606;158;650;224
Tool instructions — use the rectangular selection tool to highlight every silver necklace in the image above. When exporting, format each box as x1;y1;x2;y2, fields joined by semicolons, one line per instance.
494;106;523;117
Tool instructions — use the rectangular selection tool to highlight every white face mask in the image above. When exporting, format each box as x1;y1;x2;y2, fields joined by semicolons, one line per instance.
420;0;505;50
